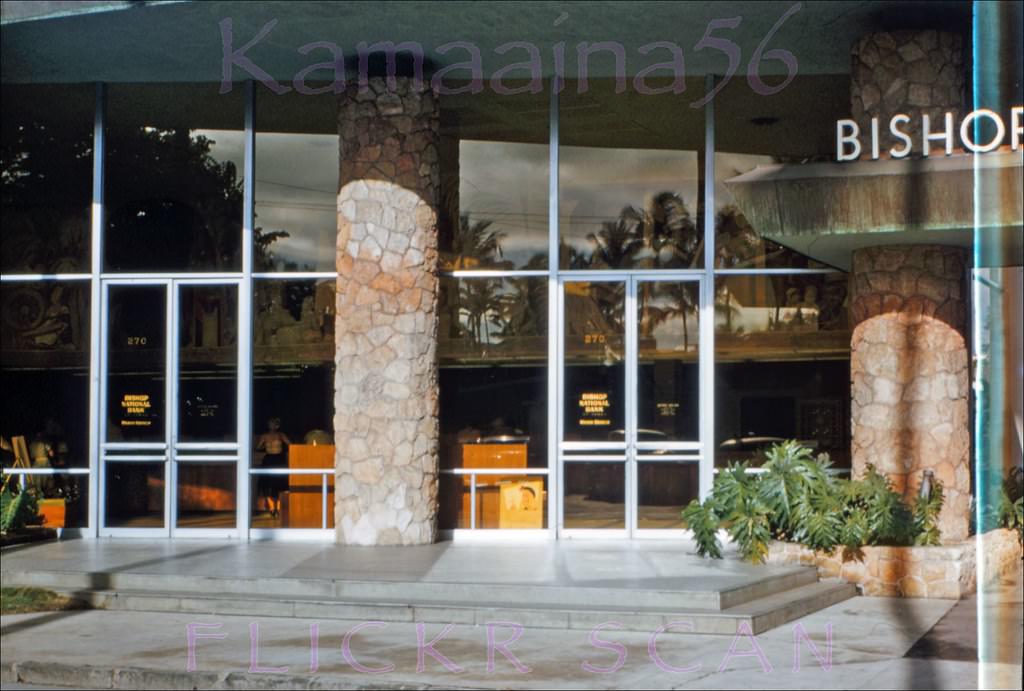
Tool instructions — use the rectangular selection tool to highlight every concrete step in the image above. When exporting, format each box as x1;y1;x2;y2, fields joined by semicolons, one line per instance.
40;580;856;636
0;565;818;612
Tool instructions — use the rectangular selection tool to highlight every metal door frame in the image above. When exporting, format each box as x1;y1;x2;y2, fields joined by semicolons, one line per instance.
98;277;243;538
556;272;707;539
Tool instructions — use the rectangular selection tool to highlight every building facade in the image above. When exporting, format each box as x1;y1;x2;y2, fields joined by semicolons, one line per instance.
1;0;1021;544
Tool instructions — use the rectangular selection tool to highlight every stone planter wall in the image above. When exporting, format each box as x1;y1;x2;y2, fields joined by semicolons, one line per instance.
767;529;1022;599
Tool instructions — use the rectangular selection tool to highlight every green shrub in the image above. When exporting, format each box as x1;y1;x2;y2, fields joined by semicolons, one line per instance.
0;479;39;534
913;480;945;547
681;499;722;559
684;442;944;562
727;492;772;563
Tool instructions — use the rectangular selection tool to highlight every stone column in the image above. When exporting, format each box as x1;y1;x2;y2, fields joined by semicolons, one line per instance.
850;30;965;152
335;78;440;545
850;245;970;543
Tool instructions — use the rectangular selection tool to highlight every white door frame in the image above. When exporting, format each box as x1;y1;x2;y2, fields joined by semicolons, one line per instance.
98;278;242;538
556;272;706;539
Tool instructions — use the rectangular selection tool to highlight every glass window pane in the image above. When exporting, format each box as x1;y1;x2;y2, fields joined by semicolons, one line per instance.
440;88;549;270
177;463;235;528
250;474;333;529
1;281;91;470
178;285;238;443
252;279;336;527
559;82;703;270
105;462;164;528
255;90;338;272
441;474;548;530
104;84;244;272
637;462;698;529
637;281;700;442
563;281;625;444
439;277;548;471
715;275;851;469
106;285;166;443
563;462;624;529
1;85;93;274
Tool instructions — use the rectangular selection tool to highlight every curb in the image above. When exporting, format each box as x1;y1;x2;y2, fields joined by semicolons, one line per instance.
1;660;478;690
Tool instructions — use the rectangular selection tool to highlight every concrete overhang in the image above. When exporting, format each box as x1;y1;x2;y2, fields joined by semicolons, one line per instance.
1;0;971;84
723;151;1024;270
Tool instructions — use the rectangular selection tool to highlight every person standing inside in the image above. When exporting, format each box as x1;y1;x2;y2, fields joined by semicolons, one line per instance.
255;417;291;519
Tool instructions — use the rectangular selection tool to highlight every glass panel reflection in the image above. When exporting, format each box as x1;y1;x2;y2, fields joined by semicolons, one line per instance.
1;281;90;469
178;285;238;443
439;278;547;474
715;152;835;270
563;462;625;529
176;463;236;528
440;474;548;530
715;275;850;469
1;85;93;274
637;462;698;529
252;279;336;529
637;281;700;441
105;462;164;527
105;84;244;272
250;474;334;529
106;286;165;443
560;146;700;270
255;91;338;272
439;88;549;270
563;281;625;444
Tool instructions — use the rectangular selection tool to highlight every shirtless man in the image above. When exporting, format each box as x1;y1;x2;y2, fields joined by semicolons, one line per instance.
255;417;291;518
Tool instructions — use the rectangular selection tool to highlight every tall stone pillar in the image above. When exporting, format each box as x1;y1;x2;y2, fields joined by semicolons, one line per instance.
850;30;965;151
335;78;440;545
850;245;970;543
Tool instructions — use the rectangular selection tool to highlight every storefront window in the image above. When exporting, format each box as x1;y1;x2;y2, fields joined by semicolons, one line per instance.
1;84;93;274
439;88;549;270
714;275;851;469
559;81;703;270
439;277;548;529
255;90;338;272
0;280;91;527
251;278;336;529
104;84;244;272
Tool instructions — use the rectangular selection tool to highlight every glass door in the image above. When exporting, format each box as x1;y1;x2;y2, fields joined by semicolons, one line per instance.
99;280;241;537
558;276;703;537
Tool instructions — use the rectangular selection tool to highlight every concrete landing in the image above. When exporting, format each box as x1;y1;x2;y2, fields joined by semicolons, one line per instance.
1;539;855;635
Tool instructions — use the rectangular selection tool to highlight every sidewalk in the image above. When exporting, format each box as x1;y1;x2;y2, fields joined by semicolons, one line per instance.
3;594;1020;690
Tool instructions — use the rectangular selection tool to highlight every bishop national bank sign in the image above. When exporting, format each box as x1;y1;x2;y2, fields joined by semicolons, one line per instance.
836;107;1024;160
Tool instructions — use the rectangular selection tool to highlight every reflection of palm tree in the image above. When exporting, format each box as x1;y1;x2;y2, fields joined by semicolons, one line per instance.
645;283;699;350
448;214;509;270
715;282;741;334
587;217;643;269
625;191;700;269
502;257;547;338
460;279;505;345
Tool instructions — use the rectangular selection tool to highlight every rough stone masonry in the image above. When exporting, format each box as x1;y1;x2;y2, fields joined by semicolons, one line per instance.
850;245;970;543
334;77;441;545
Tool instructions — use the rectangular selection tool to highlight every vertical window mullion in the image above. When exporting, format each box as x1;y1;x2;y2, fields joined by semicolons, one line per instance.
87;82;106;537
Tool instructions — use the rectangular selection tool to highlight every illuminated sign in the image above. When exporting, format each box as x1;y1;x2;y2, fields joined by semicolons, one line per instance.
120;393;154;428
578;391;610;427
657;402;679;418
836;106;1023;160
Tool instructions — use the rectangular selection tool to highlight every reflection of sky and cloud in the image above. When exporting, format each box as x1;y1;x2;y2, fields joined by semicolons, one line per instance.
203;131;769;272
560;146;698;255
201;128;338;271
459;140;549;268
